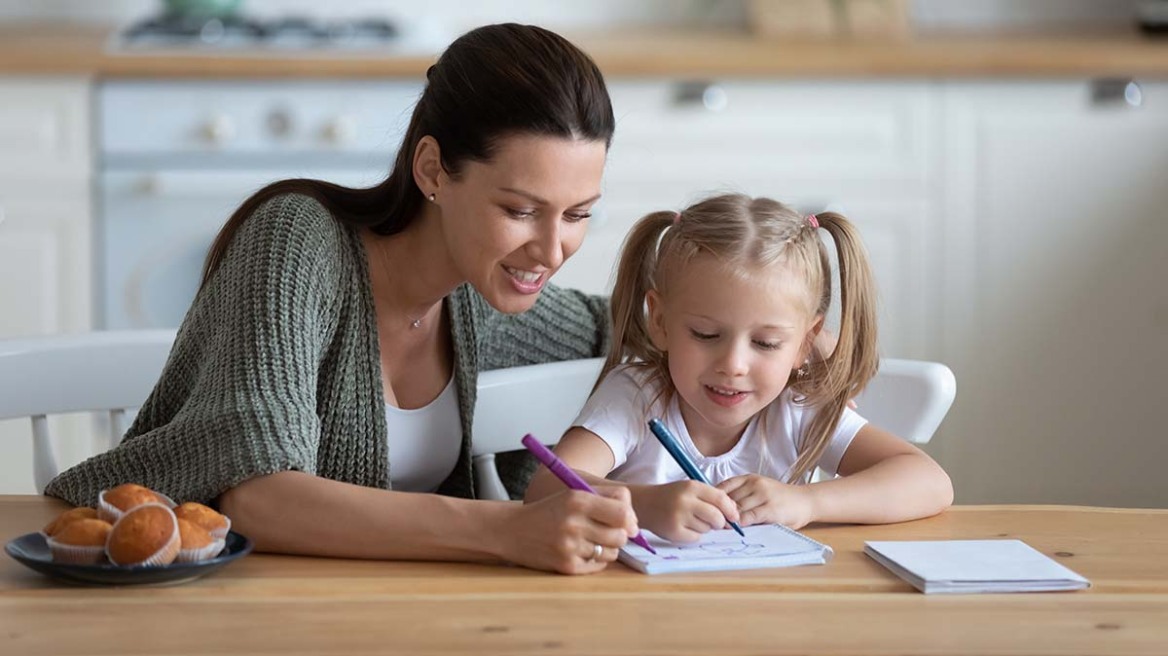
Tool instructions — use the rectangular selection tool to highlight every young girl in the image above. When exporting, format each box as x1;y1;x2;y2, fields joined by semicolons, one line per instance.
525;193;953;543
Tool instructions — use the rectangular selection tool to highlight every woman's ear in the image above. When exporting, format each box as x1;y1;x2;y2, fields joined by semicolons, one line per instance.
645;289;668;352
412;135;444;198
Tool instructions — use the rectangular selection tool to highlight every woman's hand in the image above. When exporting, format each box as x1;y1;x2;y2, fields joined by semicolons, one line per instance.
500;486;638;575
630;480;741;544
717;475;816;530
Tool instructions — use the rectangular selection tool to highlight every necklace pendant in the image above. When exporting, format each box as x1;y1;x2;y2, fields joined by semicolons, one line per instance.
410;318;422;329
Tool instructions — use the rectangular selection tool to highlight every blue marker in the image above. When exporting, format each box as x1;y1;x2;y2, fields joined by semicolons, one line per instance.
647;418;746;538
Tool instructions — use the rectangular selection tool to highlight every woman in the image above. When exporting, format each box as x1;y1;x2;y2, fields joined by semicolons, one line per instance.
45;24;637;575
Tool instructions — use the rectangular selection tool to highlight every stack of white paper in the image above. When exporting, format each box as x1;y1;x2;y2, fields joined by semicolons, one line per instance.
864;539;1091;594
619;524;832;575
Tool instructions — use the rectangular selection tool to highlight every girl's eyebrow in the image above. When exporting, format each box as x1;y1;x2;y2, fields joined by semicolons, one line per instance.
498;187;602;207
684;313;797;332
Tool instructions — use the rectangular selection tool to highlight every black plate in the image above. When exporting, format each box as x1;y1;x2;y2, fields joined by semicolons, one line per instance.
5;530;253;586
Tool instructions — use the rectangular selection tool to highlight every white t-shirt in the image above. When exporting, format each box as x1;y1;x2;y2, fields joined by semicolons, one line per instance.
573;365;868;485
383;376;461;493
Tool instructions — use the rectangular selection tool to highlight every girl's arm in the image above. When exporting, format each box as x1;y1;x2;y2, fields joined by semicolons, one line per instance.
525;428;740;543
719;424;953;528
807;424;953;524
220;470;638;575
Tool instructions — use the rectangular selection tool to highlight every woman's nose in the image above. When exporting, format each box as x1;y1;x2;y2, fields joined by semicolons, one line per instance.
528;219;565;270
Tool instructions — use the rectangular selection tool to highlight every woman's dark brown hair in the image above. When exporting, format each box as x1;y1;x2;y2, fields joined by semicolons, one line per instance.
200;23;615;286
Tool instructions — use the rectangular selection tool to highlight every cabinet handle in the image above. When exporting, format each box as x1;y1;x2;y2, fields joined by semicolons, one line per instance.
1091;78;1143;108
673;82;728;112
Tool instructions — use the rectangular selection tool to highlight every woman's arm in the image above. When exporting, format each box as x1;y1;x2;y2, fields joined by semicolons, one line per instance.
220;470;639;574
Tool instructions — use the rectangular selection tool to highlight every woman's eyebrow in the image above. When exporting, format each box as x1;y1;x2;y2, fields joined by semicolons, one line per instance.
498;187;601;207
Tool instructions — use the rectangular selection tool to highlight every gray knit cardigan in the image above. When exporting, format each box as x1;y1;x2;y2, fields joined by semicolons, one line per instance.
45;193;609;506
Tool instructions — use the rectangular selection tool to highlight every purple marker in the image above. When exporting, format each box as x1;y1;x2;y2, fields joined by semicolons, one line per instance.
522;434;657;555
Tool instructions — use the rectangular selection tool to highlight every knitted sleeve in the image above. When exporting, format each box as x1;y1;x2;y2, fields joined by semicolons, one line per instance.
476;283;611;369
45;195;343;506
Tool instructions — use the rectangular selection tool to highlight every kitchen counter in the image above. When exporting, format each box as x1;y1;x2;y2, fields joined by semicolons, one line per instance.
3;23;1168;78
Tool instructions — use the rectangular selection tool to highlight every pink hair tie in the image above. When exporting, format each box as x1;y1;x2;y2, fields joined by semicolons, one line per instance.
806;213;820;228
672;211;682;225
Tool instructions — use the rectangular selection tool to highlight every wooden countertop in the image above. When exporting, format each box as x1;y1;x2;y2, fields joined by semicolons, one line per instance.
3;23;1168;79
3;497;1168;655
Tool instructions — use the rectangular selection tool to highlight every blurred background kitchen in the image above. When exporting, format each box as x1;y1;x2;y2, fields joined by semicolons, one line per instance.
1;0;1166;507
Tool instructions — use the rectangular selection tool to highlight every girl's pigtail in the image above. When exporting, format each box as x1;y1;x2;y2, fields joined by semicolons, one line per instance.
786;211;881;483
597;211;677;393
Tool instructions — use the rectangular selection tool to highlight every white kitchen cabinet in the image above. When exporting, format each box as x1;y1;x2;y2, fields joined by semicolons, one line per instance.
936;80;1168;506
0;77;94;493
557;81;941;360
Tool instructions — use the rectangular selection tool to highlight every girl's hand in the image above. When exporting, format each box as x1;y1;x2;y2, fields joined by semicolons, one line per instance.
632;480;741;544
717;475;816;530
501;486;638;575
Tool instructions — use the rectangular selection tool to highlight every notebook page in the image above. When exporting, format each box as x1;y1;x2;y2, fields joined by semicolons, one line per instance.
620;524;831;574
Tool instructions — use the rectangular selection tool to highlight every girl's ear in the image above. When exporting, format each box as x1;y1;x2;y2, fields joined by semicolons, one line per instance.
412;135;444;198
645;289;669;352
800;314;827;363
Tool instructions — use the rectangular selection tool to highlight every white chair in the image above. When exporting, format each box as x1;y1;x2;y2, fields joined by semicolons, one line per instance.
0;330;177;493
470;357;956;500
471;358;605;500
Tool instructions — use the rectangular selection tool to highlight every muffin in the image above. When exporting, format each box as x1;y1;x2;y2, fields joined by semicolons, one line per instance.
106;503;180;567
175;518;225;563
173;502;231;540
47;518;113;564
98;483;175;523
42;507;99;537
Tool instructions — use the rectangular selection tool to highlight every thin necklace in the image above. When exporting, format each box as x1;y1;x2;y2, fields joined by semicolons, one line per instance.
374;240;426;330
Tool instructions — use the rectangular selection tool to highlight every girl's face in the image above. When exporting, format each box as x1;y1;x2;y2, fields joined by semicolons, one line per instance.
647;255;821;445
437;133;606;314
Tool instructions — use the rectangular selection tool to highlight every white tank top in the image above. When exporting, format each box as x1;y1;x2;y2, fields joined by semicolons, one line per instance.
383;376;461;492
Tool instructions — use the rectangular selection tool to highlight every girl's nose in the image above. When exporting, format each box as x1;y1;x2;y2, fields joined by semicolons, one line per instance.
715;340;750;377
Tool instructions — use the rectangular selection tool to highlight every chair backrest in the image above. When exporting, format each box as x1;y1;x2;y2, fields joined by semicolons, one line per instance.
850;358;956;446
471;358;605;500
469;357;956;500
0;330;177;493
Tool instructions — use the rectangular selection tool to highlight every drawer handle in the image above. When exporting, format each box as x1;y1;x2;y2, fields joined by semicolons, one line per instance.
1091;79;1143;108
673;82;729;112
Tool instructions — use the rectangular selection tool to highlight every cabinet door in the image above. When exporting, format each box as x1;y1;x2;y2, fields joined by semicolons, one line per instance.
939;81;1168;506
0;190;95;493
0;191;91;338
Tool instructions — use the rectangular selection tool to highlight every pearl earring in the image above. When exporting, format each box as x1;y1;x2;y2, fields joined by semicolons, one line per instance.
427;193;436;202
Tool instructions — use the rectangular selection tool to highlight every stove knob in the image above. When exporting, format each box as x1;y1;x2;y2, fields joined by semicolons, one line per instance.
201;114;236;146
322;115;356;145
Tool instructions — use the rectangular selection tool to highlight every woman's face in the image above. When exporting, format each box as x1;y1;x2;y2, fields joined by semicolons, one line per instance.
436;134;606;314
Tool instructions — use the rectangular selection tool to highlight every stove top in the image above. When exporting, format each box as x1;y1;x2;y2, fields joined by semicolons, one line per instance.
115;14;400;51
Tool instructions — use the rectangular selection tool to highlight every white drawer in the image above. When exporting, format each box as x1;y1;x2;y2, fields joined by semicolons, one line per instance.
99;80;422;161
606;81;935;192
0;77;91;179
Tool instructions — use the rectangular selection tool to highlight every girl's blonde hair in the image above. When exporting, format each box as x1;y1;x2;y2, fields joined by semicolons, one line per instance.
603;193;880;484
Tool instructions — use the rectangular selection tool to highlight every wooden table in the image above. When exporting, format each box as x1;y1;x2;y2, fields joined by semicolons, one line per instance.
2;496;1166;655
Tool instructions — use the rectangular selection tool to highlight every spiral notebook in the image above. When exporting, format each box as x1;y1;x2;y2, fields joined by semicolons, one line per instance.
864;539;1091;594
618;524;833;574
